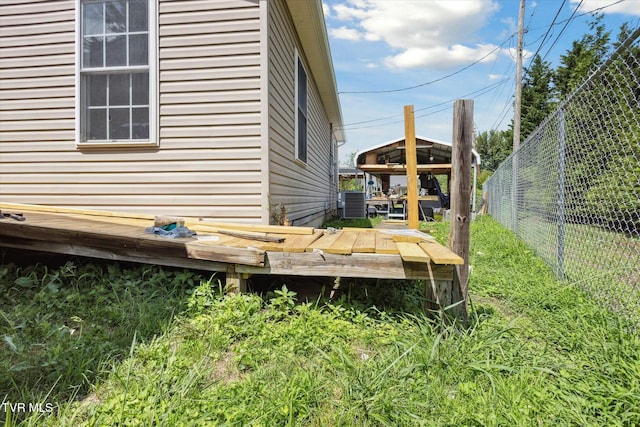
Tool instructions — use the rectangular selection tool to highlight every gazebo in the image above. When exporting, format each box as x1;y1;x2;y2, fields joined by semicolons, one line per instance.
355;136;481;219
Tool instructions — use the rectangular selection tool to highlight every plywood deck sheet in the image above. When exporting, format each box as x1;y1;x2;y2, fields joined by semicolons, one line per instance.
0;210;265;267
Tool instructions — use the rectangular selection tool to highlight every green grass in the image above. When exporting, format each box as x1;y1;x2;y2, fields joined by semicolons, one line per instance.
322;216;383;229
0;259;200;424
490;211;640;326
2;217;639;426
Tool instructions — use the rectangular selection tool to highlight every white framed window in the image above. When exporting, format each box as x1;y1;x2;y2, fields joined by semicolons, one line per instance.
76;0;157;146
295;52;308;163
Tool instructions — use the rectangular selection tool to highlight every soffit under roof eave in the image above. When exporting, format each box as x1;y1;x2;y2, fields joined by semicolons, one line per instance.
286;0;345;142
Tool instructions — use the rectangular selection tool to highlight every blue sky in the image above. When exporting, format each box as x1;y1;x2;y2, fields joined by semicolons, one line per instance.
322;0;640;164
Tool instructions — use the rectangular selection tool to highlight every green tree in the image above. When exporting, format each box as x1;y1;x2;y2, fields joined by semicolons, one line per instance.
476;129;512;171
339;177;364;191
554;15;611;99
520;54;555;140
581;22;640;229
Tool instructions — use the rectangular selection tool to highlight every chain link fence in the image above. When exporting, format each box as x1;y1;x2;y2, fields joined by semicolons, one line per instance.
484;28;640;326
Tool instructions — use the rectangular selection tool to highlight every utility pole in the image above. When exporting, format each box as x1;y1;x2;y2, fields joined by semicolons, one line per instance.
512;0;525;233
513;0;525;150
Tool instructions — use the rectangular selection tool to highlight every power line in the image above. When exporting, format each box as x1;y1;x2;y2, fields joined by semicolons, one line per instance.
484;0;619;131
335;0;626;97
338;78;509;129
338;38;512;95
528;0;567;61
334;0;628;133
541;0;584;62
339;78;510;131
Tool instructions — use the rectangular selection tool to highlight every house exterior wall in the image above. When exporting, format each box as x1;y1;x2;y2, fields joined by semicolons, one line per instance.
267;0;338;227
0;0;264;221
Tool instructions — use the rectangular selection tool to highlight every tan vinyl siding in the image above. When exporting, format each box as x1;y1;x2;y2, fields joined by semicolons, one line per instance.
0;2;76;152
0;0;264;221
267;0;336;227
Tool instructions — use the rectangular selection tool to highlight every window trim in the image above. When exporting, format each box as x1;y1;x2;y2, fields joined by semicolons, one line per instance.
294;51;308;165
75;0;158;148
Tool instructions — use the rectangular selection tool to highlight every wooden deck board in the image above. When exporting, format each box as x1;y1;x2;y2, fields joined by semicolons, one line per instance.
352;231;376;253
375;232;399;254
191;220;313;235
325;231;358;255
238;252;454;281
305;231;343;252
396;242;431;263
419;240;464;264
279;230;324;253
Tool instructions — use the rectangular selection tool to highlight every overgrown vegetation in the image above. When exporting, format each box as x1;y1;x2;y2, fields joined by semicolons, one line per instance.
2;217;639;425
0;259;199;424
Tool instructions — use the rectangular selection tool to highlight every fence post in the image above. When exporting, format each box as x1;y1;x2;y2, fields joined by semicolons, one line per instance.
449;99;473;324
512;154;518;233
557;107;566;279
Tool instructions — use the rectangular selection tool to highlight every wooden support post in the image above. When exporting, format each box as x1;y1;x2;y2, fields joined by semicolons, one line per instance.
424;279;453;314
381;174;390;193
404;105;419;229
449;99;473;324
226;264;247;294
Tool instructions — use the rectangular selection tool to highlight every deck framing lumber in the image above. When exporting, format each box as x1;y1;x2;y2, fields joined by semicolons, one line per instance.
237;252;453;281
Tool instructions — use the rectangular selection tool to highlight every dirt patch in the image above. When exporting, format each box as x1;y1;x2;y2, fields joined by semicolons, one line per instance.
472;295;518;320
208;349;241;384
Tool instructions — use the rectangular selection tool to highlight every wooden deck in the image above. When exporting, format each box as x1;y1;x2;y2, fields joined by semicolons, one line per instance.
0;203;463;297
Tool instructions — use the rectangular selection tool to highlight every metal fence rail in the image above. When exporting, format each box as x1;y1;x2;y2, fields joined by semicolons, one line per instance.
484;28;640;326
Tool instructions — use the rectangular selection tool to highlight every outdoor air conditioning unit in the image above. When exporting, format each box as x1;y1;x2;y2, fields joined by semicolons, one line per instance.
339;191;365;219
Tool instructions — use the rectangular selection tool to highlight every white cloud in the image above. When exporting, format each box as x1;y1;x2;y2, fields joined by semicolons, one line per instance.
571;0;640;16
322;2;330;17
329;0;501;69
500;16;517;36
385;43;500;69
503;46;533;63
333;3;368;20
331;26;365;41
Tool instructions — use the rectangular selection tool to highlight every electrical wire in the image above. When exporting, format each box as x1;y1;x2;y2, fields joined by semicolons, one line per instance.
334;0;628;132
339;78;510;131
528;0;567;61
338;38;511;95
541;0;584;62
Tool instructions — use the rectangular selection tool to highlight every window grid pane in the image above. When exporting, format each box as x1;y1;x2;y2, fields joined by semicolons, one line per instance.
81;0;150;142
296;58;308;163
